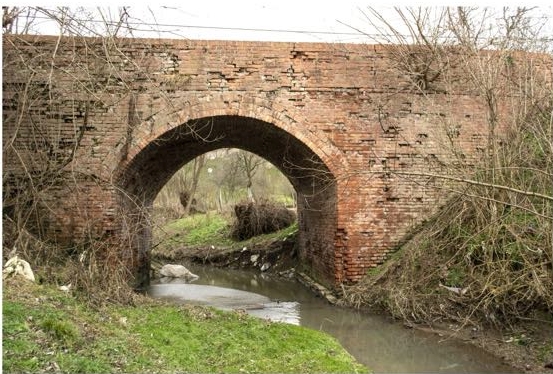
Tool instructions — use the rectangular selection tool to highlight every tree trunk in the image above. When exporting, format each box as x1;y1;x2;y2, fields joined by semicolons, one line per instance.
184;154;205;215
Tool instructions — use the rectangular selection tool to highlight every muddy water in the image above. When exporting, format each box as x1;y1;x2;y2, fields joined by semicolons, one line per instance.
148;265;517;373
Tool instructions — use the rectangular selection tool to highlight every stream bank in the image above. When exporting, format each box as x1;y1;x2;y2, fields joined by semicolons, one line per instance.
152;233;553;374
150;262;520;373
3;276;366;373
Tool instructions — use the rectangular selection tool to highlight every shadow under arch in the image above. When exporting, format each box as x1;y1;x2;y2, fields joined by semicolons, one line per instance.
116;115;339;289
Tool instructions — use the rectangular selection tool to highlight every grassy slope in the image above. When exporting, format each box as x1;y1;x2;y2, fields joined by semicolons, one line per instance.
152;213;298;257
3;277;367;373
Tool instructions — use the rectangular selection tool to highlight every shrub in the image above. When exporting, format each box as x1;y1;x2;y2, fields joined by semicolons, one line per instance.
230;200;296;241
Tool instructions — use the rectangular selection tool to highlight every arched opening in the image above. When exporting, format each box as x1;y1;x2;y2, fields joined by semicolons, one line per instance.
116;115;337;288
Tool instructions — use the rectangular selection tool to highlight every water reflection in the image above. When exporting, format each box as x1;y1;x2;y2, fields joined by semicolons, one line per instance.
149;264;517;373
149;282;301;324
300;306;510;373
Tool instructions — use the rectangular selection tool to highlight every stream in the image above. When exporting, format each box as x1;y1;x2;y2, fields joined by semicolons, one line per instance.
148;264;517;373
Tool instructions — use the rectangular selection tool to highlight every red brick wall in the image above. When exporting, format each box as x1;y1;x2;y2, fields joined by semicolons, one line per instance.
4;35;546;288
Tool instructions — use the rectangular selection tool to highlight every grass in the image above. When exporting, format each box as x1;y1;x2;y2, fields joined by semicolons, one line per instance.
3;277;368;373
153;214;233;253
153;213;298;256
165;213;233;246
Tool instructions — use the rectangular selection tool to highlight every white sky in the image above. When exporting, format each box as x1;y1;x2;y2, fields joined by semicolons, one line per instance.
127;2;377;43
6;1;553;44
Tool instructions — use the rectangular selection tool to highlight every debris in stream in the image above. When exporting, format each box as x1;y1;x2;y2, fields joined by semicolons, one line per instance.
159;264;199;280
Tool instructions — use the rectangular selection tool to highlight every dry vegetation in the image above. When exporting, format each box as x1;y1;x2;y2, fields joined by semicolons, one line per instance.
230;200;296;241
343;7;553;331
2;7;157;304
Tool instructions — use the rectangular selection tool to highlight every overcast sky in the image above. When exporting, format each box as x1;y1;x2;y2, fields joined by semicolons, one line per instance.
11;2;553;44
124;2;393;43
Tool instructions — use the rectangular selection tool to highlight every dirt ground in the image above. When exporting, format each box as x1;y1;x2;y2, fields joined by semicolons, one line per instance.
152;232;299;274
153;237;553;374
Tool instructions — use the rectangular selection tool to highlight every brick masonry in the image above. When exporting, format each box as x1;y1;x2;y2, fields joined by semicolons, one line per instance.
3;35;548;288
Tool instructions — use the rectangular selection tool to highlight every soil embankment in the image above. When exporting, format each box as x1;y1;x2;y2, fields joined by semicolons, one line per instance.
152;231;299;275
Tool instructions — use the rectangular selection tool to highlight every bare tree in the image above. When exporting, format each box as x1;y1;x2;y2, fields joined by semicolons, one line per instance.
182;154;206;215
2;6;38;34
2;6;201;301
236;151;262;202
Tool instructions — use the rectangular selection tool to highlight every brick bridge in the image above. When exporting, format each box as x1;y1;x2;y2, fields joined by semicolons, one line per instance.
3;35;517;289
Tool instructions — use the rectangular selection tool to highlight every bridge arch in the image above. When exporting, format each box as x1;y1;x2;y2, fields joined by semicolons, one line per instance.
115;101;348;288
111;94;350;182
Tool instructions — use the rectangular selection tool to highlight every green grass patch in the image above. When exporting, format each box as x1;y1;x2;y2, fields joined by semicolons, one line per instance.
3;278;367;373
121;304;366;373
153;213;298;256
3;284;118;373
154;214;234;253
40;316;79;343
